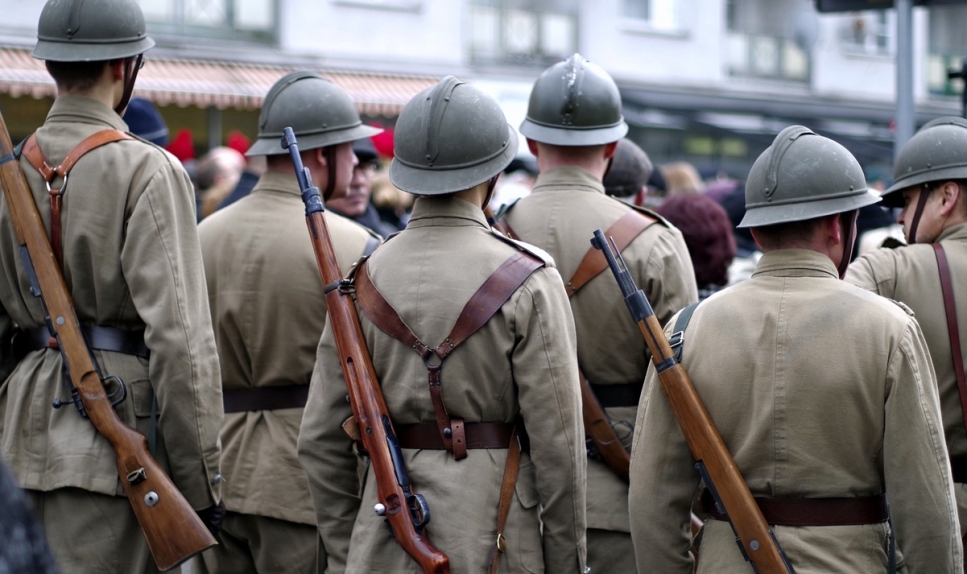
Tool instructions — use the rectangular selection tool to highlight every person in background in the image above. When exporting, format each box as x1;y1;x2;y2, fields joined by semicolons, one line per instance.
326;137;399;238
0;457;59;574
660;161;704;196
655;193;736;300
122;97;169;147
602;138;653;207
197;146;246;220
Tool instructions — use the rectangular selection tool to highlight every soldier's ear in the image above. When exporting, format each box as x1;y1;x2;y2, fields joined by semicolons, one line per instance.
939;181;961;216
603;141;618;160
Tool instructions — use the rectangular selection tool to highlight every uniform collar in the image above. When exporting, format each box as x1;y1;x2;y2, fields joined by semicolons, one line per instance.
406;195;489;229
531;165;605;195
45;95;128;131
938;221;967;242
752;249;839;279
251;171;302;196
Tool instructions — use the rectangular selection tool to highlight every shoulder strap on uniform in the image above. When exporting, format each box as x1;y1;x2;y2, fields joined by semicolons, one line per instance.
566;209;656;298
354;251;543;460
20;130;133;267
669;301;701;363
933;243;967;439
362;235;380;257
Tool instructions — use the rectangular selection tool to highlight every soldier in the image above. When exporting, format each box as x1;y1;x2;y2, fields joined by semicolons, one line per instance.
0;0;223;572
630;126;961;573
496;53;697;574
298;76;588;573
847;117;967;560
196;71;381;574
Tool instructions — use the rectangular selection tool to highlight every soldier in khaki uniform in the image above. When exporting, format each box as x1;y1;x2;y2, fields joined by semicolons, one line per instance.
630;126;961;573
0;0;223;572
497;53;697;574
847;118;967;557
298;76;589;573
196;72;381;573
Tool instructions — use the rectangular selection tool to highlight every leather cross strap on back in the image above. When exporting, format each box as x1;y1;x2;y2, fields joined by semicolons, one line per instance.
353;250;543;460
564;210;655;298
21;130;133;266
933;243;967;441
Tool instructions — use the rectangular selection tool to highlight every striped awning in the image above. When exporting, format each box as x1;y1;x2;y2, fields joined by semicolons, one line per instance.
0;46;438;117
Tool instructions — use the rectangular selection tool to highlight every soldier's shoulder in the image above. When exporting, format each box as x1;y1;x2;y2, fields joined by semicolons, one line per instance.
487;227;555;267
621;202;673;229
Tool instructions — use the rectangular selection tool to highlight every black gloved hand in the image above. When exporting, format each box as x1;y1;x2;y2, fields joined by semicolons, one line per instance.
197;500;226;537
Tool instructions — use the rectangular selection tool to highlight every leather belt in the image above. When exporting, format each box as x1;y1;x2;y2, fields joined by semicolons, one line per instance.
701;489;888;526
18;325;149;359
396;422;527;452
589;381;643;408
223;385;309;413
951;455;967;484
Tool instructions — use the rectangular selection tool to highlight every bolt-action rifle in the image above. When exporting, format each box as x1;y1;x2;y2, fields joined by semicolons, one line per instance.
281;128;450;574
0;111;216;571
591;228;795;574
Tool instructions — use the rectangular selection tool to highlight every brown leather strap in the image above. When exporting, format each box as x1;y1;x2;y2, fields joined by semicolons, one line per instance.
488;420;522;574
21;130;132;266
566;210;655;297
493;218;520;240
701;489;889;526
395;421;524;450
934;243;967;441
222;385;309;413
354;252;543;460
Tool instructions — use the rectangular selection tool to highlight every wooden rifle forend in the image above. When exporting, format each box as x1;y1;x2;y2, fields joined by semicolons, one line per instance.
282;128;450;574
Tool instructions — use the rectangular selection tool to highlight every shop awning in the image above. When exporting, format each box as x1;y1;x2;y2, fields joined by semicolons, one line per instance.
0;46;438;117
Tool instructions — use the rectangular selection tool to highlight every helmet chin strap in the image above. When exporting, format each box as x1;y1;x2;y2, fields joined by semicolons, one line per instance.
906;184;933;245
837;209;859;279
115;54;143;115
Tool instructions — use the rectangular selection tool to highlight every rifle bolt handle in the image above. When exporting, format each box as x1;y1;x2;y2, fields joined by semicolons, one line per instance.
750;539;760;551
144;491;159;507
374;503;386;516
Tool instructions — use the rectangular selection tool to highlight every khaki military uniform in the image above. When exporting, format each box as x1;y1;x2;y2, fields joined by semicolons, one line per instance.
0;96;222;573
630;249;961;573
848;222;967;530
298;195;588;573
500;165;697;572
195;171;378;573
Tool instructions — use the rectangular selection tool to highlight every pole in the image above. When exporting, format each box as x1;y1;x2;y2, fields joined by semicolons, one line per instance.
894;0;914;161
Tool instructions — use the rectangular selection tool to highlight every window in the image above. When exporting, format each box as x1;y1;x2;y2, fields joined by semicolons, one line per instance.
139;0;277;43
621;0;681;32
840;12;891;56
470;0;578;67
927;5;967;97
725;0;811;82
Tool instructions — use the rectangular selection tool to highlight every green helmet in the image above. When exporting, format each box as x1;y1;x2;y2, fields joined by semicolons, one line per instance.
247;71;382;157
738;126;880;228
33;0;155;62
520;53;628;147
603;138;652;198
389;75;518;195
881;117;967;207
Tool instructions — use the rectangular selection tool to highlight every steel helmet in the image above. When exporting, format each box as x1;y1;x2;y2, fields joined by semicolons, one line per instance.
881;117;967;207
247;71;382;157
520;53;628;147
603;138;653;198
390;76;518;195
33;0;155;62
739;126;880;228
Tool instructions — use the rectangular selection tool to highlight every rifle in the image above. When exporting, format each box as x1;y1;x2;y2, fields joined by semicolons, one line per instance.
591;229;795;574
0;112;216;571
281;127;450;574
579;369;630;482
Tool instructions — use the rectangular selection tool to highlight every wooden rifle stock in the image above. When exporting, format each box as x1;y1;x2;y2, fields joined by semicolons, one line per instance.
0;111;216;571
591;229;795;574
578;370;630;482
281;128;449;574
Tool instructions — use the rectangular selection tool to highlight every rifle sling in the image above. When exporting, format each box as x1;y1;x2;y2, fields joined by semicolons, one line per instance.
933;243;967;443
354;251;542;461
21;130;132;267
701;489;888;527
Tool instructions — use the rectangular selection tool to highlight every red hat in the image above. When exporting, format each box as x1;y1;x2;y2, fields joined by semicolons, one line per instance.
226;130;252;156
370;123;394;159
166;128;196;162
